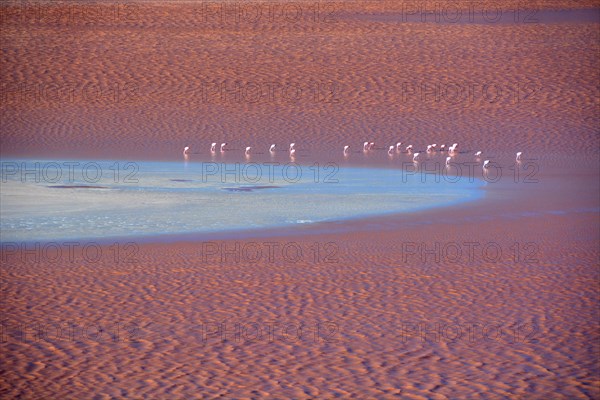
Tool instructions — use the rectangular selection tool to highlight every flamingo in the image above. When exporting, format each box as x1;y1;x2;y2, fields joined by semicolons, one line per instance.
220;143;227;152
269;144;276;153
516;152;522;162
439;144;446;152
245;146;252;155
405;145;413;152
388;145;395;155
363;141;370;151
369;142;375;150
413;153;420;162
475;151;482;157
446;156;452;166
290;148;296;157
211;143;217;152
396;142;403;151
183;146;190;156
427;145;434;152
343;145;350;155
483;160;490;169
289;143;296;152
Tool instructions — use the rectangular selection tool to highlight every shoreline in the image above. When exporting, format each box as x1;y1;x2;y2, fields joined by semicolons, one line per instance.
2;152;597;245
2;151;597;246
0;154;503;244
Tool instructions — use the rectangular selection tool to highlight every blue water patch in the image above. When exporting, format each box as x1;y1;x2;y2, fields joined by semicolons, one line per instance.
0;159;486;241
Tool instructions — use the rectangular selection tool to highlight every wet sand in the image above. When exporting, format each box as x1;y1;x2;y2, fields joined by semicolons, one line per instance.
1;1;599;399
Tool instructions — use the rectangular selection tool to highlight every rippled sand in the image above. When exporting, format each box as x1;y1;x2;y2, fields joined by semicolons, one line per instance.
1;1;599;399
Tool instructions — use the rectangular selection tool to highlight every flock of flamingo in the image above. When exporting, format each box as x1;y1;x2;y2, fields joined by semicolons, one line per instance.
183;142;523;168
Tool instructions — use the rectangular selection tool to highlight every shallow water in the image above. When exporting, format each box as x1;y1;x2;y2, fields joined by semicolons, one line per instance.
0;158;485;241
